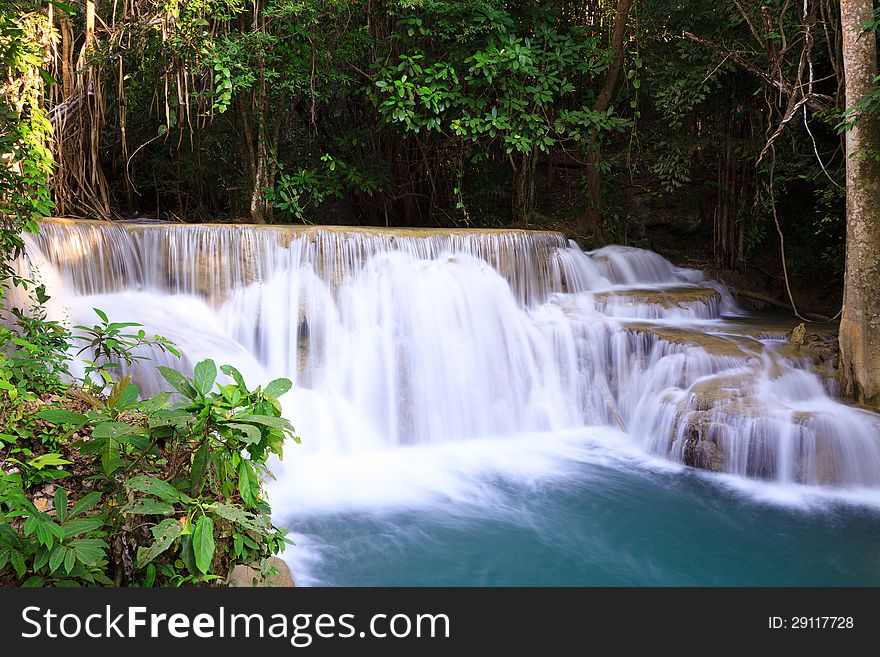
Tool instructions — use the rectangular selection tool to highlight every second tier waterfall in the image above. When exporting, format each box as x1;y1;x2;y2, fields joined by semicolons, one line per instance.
25;218;880;489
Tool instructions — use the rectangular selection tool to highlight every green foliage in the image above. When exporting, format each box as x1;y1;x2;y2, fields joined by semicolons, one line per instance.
73;308;180;392
371;4;627;153
269;153;387;220
0;4;54;288
1;347;298;586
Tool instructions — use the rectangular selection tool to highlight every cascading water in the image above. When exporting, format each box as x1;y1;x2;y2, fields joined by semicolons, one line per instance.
20;218;880;585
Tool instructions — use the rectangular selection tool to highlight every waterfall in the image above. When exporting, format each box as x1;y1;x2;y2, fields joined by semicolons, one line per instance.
22;218;880;487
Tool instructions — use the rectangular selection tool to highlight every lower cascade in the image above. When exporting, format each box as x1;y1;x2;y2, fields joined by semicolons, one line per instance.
23;218;880;488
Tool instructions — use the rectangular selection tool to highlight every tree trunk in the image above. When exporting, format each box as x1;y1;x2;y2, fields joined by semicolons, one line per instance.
838;0;880;407
513;150;538;222
578;0;633;243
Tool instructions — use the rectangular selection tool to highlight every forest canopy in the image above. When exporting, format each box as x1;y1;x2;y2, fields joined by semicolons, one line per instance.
1;1;873;272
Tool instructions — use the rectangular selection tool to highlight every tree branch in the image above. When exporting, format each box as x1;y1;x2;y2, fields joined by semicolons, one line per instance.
682;31;832;113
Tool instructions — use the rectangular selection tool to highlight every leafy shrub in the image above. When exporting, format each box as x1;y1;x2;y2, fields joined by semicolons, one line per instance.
0;302;299;587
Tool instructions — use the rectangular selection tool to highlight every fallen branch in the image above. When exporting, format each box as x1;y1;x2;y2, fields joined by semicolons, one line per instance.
730;287;835;323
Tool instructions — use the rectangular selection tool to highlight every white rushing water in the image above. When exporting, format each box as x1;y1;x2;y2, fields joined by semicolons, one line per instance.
20;219;880;500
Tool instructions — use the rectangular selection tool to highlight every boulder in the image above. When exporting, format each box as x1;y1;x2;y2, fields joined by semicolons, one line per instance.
228;556;296;587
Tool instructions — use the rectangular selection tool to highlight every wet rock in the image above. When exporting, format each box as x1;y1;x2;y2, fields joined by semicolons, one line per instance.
228;556;295;587
689;373;757;411
789;323;807;346
625;324;758;359
594;287;721;310
681;411;725;471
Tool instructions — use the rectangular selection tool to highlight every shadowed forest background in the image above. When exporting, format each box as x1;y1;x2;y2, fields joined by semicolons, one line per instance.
6;0;877;318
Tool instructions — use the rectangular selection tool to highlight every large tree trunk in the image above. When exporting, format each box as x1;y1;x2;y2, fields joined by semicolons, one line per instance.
838;0;880;407
577;0;633;243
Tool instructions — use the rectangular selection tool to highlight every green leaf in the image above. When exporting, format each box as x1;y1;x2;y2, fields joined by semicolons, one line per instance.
191;442;210;494
93;308;109;323
193;359;217;396
125;476;181;503
192;515;215;574
226;422;262;445
149;409;192;428
49;545;67;573
140;391;171;412
238;460;256;508
11;551;26;577
122;499;175;516
92;421;143;439
28;453;72;470
101;439;122;475
62;517;103;538
63;546;76;574
157;366;198;399
68;492;102;518
35;409;88;426
233;414;296;434
220;364;247;391
108;377;138;409
264;378;292;398
49;1;77;17
178;534;198;576
208;504;266;533
136;518;182;567
144;563;157;587
69;538;107;566
54;487;68;522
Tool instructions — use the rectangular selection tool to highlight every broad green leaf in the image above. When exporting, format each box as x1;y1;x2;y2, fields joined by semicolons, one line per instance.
208;504;266;534
122;499;175;516
144;563;157;587
92;421;143;439
225;422;262;445
193;359;217;396
49;1;77;17
157;366;198;399
108;377;138;409
125;476;181;503
63;547;76;574
192;515;215;574
54;487;68;522
28;453;72;469
264;378;292;398
220;364;247;391
93;308;109;323
178;534;198;576
68;492;102;518
190;442;210;494
140;391;171;412
136;518;182;568
49;544;66;573
62;517;102;538
11;551;26;577
233;414;295;434
101;439;122;475
238;460;255;508
149;409;192;428
69;538;107;566
127;434;151;451
35;409;88;426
